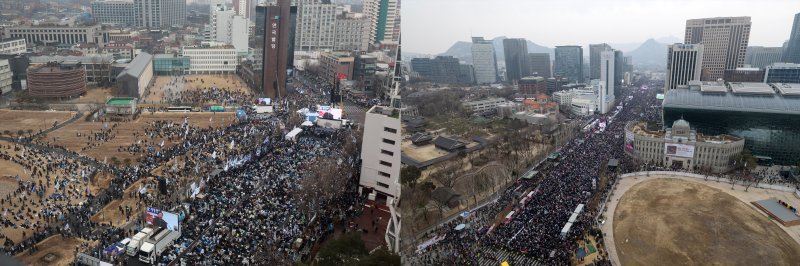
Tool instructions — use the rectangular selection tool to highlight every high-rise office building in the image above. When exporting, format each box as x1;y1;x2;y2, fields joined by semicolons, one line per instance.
783;12;800;63
765;63;800;83
254;0;296;98
471;37;498;84
614;50;624;94
599;50;615;114
133;0;186;29
554;45;583;83
205;4;249;53
589;43;612;80
528;53;551;78
295;0;336;51
429;56;460;84
233;0;252;19
333;14;370;51
364;0;399;44
666;44;704;90
745;46;783;69
503;38;529;84
685;17;751;80
92;0;135;26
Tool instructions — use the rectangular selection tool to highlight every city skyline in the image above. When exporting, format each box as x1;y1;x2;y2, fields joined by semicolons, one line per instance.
403;0;798;54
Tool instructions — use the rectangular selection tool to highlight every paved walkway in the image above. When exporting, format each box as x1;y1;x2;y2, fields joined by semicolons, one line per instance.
600;172;800;266
32;111;84;139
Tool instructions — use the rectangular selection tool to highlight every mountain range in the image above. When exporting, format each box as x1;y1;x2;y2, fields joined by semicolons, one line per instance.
428;36;682;70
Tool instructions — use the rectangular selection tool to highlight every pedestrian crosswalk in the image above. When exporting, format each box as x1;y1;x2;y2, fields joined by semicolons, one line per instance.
477;248;545;266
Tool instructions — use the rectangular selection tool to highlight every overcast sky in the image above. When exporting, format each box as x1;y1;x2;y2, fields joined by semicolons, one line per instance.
403;0;799;54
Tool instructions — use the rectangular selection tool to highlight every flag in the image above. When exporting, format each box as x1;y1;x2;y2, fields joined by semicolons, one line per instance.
160;140;165;147
211;151;217;159
229;140;235;150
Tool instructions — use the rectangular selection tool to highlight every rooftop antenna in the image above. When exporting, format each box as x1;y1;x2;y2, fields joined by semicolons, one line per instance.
389;33;402;108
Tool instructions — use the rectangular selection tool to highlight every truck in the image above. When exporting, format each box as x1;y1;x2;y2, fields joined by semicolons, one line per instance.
126;227;154;256
138;227;181;264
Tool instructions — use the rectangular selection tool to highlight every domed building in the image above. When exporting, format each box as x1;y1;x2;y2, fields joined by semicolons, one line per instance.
624;118;745;172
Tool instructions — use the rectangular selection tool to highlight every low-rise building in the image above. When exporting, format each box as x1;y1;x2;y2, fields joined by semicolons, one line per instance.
723;68;764;82
181;44;237;74
519;76;547;95
320;51;354;85
115;52;153;98
462;97;507;114
27;62;87;98
0;38;26;55
5;24;104;46
29;54;114;85
625;119;745;173
553;88;599;116
0;59;11;94
153;54;190;75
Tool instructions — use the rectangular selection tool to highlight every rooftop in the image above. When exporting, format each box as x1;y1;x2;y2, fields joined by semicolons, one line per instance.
698;81;728;93
664;88;800;115
116;52;153;79
106;97;135;105
728;82;775;95
773;83;800;96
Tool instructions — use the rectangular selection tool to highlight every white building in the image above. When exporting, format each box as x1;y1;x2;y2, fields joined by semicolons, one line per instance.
295;0;337;51
5;25;104;45
133;0;186;29
91;0;135;26
359;105;401;201
462;97;507;113
599;50;616;114
333;14;370;51
181;44;238;74
471;37;498;84
0;38;26;55
666;44;703;90
205;4;249;53
553;88;599;116
364;0;399;44
0;59;11;94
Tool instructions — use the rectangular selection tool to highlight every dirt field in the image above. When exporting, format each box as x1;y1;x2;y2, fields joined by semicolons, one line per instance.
14;235;97;266
401;140;449;162
613;178;800;266
91;179;152;228
0;140;109;245
0;110;76;136
143;75;251;104
39;112;235;162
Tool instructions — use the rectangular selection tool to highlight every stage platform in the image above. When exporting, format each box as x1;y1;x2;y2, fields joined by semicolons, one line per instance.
753;198;800;227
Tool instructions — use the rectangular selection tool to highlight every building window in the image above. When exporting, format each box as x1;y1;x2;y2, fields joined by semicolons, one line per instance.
379;171;391;178
377;182;390;189
382;138;395;145
381;149;394;156
384;127;397;134
379;160;392;167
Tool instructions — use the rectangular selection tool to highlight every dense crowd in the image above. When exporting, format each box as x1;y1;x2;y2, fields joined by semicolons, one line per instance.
1;71;369;266
410;84;662;265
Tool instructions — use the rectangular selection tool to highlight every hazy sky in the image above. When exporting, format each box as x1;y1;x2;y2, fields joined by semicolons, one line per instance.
403;0;799;54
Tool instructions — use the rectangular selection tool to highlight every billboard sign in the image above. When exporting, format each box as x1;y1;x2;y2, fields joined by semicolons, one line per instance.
664;143;695;158
145;207;180;231
318;108;342;120
257;98;272;105
625;131;635;152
